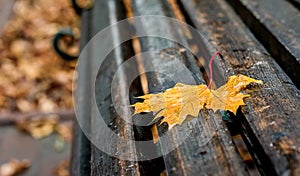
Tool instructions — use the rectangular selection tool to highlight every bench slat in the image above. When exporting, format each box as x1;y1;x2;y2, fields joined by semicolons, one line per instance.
72;0;141;175
70;8;93;176
227;0;300;88
73;0;300;175
180;0;300;175
130;0;247;175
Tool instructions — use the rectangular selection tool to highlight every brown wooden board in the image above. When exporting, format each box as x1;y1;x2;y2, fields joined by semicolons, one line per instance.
89;0;140;175
227;0;300;88
130;0;247;175
179;0;300;175
72;0;141;175
92;45;140;176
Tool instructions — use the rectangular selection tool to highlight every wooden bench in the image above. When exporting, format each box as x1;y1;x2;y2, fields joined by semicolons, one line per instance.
68;0;300;175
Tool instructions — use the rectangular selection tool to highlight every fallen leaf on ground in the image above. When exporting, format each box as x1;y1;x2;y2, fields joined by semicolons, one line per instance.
0;159;30;176
53;160;69;176
55;122;73;142
132;74;263;129
16;115;59;139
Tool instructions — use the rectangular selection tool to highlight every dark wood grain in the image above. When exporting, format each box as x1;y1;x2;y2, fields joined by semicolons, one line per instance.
74;0;300;175
179;0;300;175
72;0;141;175
90;0;140;175
70;7;92;176
227;0;300;88
130;0;247;175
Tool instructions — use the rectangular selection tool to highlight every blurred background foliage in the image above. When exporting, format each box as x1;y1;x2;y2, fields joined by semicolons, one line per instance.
0;0;80;114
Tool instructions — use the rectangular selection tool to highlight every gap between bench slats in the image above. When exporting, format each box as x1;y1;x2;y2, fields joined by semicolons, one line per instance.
79;0;141;175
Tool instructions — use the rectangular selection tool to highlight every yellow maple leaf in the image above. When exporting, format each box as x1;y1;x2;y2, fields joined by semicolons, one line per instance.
132;74;263;129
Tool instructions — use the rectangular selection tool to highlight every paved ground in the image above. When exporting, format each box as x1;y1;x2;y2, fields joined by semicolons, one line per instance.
0;1;72;175
0;0;15;34
0;126;71;176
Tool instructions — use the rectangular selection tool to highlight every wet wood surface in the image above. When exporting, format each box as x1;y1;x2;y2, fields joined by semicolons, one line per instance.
73;0;300;175
227;0;300;88
130;0;247;175
88;0;140;175
180;0;300;175
70;7;92;176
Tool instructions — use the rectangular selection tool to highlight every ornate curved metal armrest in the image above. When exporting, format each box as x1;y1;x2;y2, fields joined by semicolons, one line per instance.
53;29;79;61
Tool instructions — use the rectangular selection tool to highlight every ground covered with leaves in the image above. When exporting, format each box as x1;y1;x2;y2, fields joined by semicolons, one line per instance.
0;0;80;114
0;0;81;175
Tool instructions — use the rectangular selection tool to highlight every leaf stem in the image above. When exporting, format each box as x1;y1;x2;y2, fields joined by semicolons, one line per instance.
208;51;223;88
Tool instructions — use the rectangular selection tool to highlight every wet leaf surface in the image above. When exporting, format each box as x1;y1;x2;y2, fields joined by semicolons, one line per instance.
132;74;263;129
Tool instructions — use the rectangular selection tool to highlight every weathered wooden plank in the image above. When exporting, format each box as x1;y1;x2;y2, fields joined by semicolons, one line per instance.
71;122;91;175
72;0;141;175
92;45;140;176
130;0;247;175
91;0;140;176
70;7;93;176
90;0;140;175
227;0;300;88
179;0;300;175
